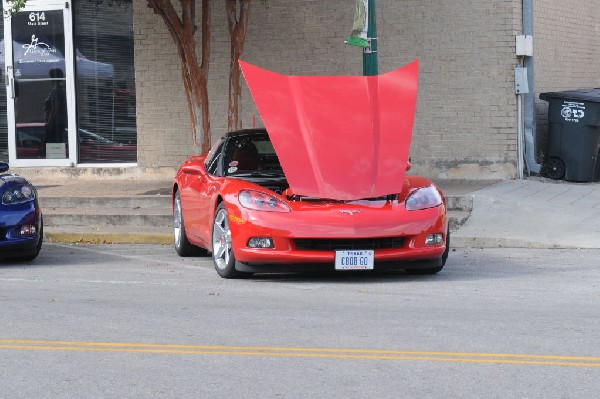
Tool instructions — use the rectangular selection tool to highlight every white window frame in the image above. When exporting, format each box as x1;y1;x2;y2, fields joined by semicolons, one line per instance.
3;0;76;167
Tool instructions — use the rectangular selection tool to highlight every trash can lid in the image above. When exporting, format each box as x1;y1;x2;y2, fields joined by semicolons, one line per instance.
540;88;600;103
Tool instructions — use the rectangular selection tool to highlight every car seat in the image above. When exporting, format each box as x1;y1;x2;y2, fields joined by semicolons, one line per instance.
233;142;261;170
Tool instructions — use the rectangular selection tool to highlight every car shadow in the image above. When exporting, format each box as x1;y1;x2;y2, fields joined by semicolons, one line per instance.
0;243;143;268
246;248;599;284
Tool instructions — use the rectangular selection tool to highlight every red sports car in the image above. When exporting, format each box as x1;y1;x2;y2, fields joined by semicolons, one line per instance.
172;61;449;278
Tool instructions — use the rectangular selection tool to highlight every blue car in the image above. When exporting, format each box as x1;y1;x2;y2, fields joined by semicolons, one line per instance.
0;162;43;262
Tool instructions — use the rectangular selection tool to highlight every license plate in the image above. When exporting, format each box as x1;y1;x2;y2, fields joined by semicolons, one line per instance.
335;250;374;270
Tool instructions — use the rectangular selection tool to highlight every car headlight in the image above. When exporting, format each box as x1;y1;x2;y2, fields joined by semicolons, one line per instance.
405;186;442;211
238;189;291;212
2;184;36;205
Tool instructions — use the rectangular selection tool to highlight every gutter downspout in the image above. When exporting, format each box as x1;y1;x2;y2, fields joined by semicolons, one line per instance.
517;90;524;179
523;0;541;174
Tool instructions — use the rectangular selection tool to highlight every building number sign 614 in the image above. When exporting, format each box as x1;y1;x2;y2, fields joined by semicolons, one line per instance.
28;12;49;26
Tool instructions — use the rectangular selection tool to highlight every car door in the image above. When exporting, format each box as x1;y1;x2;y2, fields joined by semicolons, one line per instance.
181;140;224;246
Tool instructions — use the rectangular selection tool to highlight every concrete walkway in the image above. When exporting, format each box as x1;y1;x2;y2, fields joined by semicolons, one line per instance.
27;175;600;249
453;178;600;249
33;178;173;197
32;177;174;244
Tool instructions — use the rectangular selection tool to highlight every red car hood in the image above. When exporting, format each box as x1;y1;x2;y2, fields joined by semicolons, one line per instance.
239;60;419;201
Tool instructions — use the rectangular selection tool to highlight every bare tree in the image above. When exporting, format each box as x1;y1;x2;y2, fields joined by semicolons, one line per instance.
147;0;212;154
225;0;250;131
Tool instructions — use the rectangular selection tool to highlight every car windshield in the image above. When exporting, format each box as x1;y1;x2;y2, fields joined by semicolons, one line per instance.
223;134;283;176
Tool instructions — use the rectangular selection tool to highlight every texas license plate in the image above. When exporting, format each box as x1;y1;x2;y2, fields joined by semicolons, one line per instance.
335;250;374;270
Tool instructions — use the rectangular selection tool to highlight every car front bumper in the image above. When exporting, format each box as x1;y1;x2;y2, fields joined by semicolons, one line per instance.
226;202;448;268
0;207;42;258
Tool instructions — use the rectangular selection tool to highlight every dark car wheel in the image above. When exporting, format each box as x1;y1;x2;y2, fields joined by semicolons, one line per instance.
212;203;250;279
173;190;206;257
406;229;449;275
441;228;450;266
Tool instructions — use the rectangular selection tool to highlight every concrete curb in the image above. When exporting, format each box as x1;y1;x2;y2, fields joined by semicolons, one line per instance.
451;236;584;249
45;232;172;245
45;233;587;249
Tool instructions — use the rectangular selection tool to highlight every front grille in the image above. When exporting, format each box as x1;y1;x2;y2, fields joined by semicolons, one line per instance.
294;237;405;251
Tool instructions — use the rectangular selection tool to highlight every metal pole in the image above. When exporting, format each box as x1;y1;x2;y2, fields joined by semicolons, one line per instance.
363;0;378;76
522;0;540;175
517;93;524;179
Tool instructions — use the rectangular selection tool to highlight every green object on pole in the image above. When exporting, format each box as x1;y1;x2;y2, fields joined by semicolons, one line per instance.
346;0;369;48
363;0;378;76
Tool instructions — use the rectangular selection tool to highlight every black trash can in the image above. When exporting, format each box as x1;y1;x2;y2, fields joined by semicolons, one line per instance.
539;89;600;182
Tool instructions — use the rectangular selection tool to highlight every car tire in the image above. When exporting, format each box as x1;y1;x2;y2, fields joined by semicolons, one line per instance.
441;228;450;267
406;229;449;275
173;190;206;257
212;203;250;279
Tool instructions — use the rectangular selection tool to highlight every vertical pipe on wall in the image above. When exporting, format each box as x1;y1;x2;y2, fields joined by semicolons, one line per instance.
517;92;524;179
523;0;540;174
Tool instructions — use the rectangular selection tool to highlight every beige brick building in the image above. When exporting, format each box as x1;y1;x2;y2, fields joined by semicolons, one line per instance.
132;0;600;180
3;1;600;180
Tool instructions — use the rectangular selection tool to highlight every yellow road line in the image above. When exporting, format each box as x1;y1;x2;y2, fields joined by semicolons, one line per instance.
0;340;598;367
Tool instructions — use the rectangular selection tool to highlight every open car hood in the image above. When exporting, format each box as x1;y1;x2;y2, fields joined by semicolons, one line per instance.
240;60;418;201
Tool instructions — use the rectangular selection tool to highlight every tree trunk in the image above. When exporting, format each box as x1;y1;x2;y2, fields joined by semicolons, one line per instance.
226;0;251;131
147;0;212;154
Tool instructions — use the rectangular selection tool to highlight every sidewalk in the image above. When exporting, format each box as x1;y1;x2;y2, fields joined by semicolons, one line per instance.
32;177;174;245
32;178;173;197
452;177;600;249
28;175;600;249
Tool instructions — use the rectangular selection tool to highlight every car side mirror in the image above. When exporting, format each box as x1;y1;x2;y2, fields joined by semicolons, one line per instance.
181;163;207;176
406;161;412;171
0;162;9;173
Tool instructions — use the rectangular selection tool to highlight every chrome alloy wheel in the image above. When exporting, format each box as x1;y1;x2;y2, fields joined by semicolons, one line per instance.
173;193;184;248
212;208;232;270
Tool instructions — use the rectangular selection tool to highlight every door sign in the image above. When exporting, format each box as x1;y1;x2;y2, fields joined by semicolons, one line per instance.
12;10;65;80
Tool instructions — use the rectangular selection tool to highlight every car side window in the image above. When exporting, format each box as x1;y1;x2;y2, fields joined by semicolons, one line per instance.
205;141;225;176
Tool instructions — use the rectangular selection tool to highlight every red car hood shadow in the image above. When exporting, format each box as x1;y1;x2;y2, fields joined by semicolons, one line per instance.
240;60;419;201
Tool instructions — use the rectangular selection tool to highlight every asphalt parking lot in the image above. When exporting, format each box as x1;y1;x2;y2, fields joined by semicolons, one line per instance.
1;243;599;398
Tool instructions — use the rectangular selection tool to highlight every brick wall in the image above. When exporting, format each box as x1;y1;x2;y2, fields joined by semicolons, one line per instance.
134;1;531;179
133;1;193;168
534;0;600;164
377;1;521;178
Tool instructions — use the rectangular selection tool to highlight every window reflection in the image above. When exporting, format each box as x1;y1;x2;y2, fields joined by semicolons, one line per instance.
73;0;136;163
0;1;137;164
12;9;68;160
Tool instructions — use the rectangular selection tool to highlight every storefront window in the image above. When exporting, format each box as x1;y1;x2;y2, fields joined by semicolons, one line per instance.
12;9;69;161
73;0;136;163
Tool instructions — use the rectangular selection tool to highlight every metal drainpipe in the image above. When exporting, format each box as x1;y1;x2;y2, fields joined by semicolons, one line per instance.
517;89;524;179
523;0;541;174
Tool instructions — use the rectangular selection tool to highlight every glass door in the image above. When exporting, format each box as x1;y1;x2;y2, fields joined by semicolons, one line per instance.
3;0;75;166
